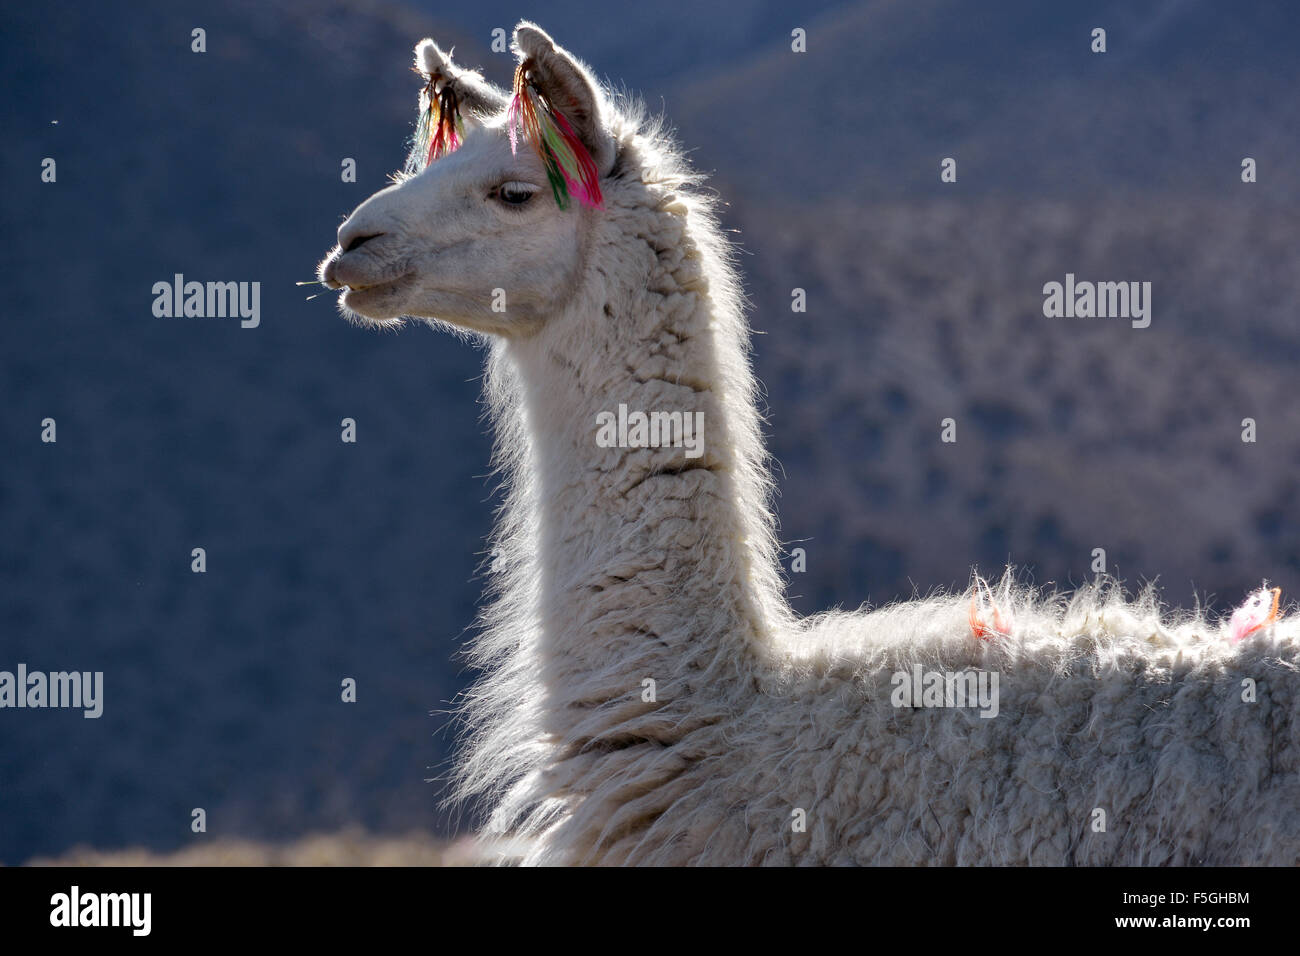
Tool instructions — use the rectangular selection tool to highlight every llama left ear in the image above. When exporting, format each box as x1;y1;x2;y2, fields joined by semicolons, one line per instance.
511;22;616;175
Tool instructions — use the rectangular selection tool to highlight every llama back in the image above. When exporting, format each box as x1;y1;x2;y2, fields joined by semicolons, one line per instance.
566;590;1300;866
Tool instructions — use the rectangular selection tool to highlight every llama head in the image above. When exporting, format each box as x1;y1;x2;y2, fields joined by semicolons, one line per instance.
318;22;618;335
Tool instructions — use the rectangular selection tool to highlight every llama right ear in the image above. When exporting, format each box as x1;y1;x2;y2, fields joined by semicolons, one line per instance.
511;22;616;175
415;39;510;117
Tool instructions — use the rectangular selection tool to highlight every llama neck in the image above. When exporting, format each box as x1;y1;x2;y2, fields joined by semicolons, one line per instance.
490;196;788;743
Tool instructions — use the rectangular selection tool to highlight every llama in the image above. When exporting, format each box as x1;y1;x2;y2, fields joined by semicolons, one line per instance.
318;23;1300;865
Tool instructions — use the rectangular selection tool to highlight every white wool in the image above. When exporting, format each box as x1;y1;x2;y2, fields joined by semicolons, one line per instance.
457;101;1300;864
337;24;1300;866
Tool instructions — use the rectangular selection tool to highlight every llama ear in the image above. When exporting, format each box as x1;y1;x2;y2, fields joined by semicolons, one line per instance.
414;39;510;117
510;22;616;175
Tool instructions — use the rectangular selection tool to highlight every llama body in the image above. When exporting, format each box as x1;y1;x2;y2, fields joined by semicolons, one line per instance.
319;23;1300;865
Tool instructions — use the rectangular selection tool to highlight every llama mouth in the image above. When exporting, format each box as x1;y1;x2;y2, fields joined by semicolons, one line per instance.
320;248;410;295
339;273;410;296
337;272;414;321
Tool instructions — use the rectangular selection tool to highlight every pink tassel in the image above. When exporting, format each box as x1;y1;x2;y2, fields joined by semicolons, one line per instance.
508;59;603;210
969;576;1012;640
1228;585;1280;643
425;85;463;166
411;72;464;170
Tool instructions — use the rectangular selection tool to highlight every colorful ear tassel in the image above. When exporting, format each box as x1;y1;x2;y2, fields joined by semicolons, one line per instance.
507;59;603;210
413;74;464;168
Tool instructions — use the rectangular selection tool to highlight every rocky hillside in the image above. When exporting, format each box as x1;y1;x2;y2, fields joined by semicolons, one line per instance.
2;0;1296;863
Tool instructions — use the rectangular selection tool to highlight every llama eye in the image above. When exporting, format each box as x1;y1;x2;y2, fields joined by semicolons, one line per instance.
496;181;538;206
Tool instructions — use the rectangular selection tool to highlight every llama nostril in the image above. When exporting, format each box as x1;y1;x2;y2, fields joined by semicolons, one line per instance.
343;231;383;253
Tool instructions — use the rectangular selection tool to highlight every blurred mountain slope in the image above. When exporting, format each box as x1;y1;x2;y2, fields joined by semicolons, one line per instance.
1;0;1297;862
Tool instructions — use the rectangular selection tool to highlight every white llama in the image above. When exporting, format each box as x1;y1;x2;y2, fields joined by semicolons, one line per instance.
318;23;1300;865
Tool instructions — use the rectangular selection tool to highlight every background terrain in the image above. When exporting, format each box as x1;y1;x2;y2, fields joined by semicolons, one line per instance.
3;0;1297;862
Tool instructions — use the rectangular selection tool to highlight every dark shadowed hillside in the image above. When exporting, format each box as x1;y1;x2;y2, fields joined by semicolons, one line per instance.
741;196;1300;613
2;0;1297;862
671;0;1300;202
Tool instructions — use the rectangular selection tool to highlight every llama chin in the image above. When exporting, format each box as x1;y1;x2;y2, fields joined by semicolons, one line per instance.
320;21;1300;866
